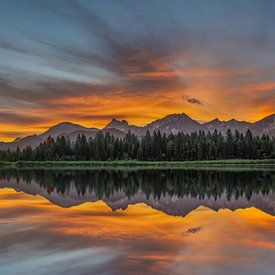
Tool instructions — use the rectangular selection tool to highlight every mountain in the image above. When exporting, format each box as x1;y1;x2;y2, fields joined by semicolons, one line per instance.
39;122;101;143
104;119;130;133
101;128;128;138
39;122;94;139
104;114;204;136
144;113;202;135
0;113;274;150
103;119;144;136
249;114;275;137
62;129;99;141
204;118;252;135
0;135;43;150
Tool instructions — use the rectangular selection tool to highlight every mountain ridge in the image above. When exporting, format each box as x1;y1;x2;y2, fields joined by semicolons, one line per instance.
0;113;274;150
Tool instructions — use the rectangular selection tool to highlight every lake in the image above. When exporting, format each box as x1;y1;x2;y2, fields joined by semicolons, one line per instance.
0;168;275;275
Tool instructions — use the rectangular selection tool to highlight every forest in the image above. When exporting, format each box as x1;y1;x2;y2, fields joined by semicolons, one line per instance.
0;129;275;161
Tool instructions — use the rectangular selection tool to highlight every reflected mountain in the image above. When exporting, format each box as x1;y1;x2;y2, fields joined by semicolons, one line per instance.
0;169;274;217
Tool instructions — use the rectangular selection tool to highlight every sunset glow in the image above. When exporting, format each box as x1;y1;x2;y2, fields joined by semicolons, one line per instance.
0;1;275;141
0;3;274;274
1;188;275;274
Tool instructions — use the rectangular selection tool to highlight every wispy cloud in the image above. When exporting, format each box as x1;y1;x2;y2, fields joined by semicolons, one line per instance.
183;95;203;106
0;0;275;140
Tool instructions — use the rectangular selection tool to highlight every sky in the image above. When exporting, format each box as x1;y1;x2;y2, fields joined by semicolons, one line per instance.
0;0;275;141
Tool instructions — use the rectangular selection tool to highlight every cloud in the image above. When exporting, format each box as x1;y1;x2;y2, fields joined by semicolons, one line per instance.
0;131;27;140
0;37;28;54
0;0;189;108
0;111;48;125
23;1;193;92
183;95;203;105
0;0;275;140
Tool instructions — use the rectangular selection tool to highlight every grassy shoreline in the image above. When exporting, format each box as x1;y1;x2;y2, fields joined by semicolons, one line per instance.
0;159;275;168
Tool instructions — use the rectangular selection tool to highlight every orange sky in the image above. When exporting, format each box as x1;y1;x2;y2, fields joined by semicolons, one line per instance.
1;1;275;142
0;75;274;142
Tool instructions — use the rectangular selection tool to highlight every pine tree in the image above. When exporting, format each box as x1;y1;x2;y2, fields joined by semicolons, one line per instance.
0;130;274;161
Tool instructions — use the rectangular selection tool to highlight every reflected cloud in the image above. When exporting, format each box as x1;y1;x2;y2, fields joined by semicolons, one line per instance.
0;186;274;275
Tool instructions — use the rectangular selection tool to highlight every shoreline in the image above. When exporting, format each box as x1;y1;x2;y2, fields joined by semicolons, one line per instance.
0;159;275;169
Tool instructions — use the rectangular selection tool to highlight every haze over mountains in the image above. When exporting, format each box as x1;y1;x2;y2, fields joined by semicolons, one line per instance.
0;113;274;150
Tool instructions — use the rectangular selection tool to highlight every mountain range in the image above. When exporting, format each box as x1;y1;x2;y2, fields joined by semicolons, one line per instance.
0;113;274;150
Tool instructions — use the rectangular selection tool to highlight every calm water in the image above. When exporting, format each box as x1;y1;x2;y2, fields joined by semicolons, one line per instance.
0;168;275;275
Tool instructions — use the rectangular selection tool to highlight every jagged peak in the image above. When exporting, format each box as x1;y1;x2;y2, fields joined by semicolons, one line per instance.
226;118;252;125
204;118;222;125
212;118;221;122
105;118;129;128
180;112;191;117
2;113;275;151
111;118;128;123
227;118;237;123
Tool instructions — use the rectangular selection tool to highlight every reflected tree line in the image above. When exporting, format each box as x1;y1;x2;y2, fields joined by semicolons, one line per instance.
1;169;274;201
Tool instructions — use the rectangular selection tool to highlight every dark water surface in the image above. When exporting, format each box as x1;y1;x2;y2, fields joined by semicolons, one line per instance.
0;168;275;275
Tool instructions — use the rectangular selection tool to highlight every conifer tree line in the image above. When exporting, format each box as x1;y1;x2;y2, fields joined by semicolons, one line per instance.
0;129;275;161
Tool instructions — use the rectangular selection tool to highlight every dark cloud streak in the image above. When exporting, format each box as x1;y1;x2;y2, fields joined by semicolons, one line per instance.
0;111;48;125
183;95;203;106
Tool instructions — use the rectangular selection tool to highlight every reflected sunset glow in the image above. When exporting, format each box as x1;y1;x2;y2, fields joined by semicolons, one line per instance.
1;188;275;275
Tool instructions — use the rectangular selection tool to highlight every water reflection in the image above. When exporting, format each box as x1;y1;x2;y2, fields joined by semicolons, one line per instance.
0;169;274;216
0;168;275;275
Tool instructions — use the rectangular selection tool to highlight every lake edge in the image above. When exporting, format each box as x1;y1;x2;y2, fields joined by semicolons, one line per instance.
1;159;275;170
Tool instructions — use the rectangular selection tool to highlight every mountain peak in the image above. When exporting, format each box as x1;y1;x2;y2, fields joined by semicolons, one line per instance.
226;118;252;126
106;118;129;126
164;113;192;119
104;118;130;132
145;112;201;134
56;121;74;126
51;121;82;128
39;122;88;139
180;112;191;117
226;119;239;125
1;113;275;151
204;118;222;125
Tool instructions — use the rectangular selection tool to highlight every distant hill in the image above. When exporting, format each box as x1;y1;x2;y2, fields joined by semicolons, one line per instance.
0;113;274;150
203;118;252;135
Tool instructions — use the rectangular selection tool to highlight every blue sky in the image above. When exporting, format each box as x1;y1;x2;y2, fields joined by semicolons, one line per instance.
0;0;275;140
